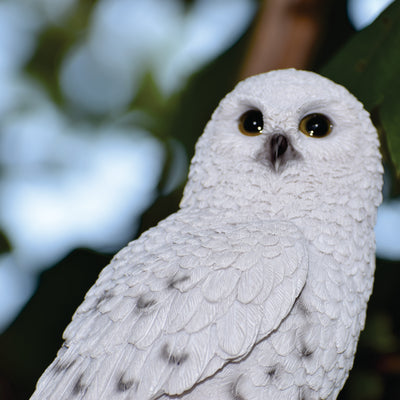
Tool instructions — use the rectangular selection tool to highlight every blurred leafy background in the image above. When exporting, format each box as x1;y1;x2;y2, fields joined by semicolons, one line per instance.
0;0;399;399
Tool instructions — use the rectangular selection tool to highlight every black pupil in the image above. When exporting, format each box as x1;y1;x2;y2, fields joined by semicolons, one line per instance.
243;110;263;133
306;114;330;137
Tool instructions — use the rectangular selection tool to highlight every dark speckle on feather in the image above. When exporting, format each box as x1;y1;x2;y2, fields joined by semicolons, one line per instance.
116;375;135;392
161;344;189;366
94;290;113;310
167;274;190;290
266;366;277;378
136;295;156;310
72;374;87;395
296;298;310;316
299;386;315;399
301;345;314;358
51;359;76;375
230;379;246;400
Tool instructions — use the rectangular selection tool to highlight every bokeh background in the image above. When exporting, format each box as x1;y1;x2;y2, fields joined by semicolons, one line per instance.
0;0;399;399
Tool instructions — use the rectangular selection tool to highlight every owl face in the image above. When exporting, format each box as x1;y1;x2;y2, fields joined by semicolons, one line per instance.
204;69;379;176
182;69;382;214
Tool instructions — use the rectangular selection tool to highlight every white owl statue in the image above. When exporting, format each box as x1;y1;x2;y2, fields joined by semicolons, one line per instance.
30;69;383;400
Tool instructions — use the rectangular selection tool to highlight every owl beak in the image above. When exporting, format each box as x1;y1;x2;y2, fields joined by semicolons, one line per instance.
264;133;300;172
270;134;288;169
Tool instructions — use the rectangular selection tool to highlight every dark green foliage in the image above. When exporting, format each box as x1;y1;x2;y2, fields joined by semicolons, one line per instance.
339;258;400;400
0;230;11;254
26;0;99;107
0;249;111;399
321;0;400;179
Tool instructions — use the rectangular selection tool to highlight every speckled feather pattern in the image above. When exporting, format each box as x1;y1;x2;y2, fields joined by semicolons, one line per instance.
30;69;383;400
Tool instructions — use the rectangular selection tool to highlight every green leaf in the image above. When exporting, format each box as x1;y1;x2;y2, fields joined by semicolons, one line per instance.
380;79;400;176
0;229;11;254
320;0;400;176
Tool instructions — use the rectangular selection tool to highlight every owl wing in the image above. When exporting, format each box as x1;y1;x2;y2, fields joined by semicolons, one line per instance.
30;215;308;400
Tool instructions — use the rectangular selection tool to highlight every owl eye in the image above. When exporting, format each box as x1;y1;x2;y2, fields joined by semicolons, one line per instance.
299;113;332;138
238;109;264;136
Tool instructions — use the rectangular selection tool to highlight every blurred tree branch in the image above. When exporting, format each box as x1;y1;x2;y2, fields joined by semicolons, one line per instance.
240;0;333;78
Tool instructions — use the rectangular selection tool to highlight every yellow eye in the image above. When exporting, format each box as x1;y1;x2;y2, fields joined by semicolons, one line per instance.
238;109;264;136
299;113;332;138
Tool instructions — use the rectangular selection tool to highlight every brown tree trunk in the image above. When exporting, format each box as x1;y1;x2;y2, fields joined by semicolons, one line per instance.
240;0;333;79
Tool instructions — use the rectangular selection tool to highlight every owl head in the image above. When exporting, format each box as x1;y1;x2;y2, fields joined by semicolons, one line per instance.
181;69;382;217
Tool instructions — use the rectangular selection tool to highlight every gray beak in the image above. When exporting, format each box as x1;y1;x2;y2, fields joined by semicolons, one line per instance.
258;133;301;172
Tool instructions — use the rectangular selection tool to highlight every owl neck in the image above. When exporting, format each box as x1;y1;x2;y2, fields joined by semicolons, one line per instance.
179;162;381;239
